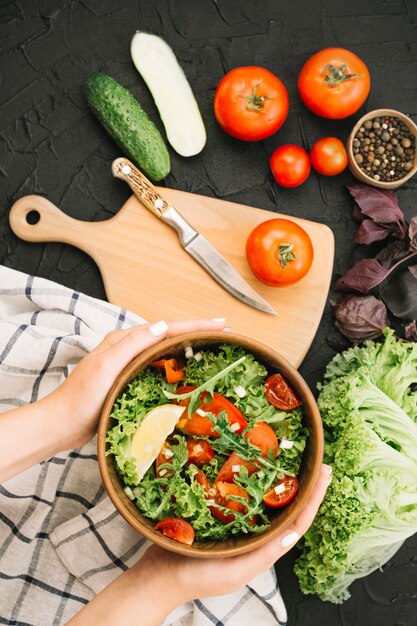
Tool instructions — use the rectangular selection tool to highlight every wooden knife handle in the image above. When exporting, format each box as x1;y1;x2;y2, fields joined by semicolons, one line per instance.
112;157;171;219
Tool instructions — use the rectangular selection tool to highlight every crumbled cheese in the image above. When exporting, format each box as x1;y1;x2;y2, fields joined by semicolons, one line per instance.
163;448;174;458
274;483;286;495
232;464;241;473
234;385;246;398
184;346;194;359
280;438;294;449
158;468;168;477
193;352;203;362
208;488;217;497
206;499;216;506
257;471;265;479
230;422;240;432
196;408;207;417
193;444;203;454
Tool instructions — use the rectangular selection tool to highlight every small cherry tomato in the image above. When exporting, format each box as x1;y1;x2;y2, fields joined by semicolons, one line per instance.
263;476;299;507
270;145;311;188
214;66;289;141
216;450;257;483
176;387;247;437
298;48;370;119
186;438;214;467
153;517;195;545
264;374;301;411
246;218;314;287
210;481;252;524
310;137;348;176
244;422;279;458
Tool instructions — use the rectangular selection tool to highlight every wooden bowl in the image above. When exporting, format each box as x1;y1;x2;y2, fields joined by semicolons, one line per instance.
97;332;324;558
347;108;417;189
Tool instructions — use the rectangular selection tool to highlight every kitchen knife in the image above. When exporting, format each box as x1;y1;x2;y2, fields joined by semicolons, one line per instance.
111;157;277;316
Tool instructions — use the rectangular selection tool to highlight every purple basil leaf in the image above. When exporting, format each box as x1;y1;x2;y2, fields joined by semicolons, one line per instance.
354;219;391;245
334;294;389;342
379;269;417;319
404;321;417;341
352;203;366;223
376;238;409;267
347;184;406;225
409;216;417;250
408;264;417;279
335;258;389;294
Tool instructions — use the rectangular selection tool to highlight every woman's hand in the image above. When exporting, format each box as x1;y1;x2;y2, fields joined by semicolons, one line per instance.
68;463;332;626
0;318;226;482
51;318;227;450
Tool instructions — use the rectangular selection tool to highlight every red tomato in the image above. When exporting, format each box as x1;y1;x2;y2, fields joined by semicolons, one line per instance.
270;145;310;188
155;442;173;478
216;450;257;483
264;374;301;411
244;422;279;458
310;137;348;176
186;438;214;467
298;48;370;119
214;66;289;141
153;518;195;545
176;386;247;437
210;481;252;524
246;218;314;287
263;476;299;507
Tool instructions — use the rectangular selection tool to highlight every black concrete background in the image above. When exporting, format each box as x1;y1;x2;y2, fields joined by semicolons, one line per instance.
1;1;417;624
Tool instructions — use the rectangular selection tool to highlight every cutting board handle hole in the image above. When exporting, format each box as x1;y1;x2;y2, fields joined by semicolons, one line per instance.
26;210;40;225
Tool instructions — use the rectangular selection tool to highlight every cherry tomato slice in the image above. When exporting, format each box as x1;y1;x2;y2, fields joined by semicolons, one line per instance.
153;517;195;545
263;476;299;507
210;481;251;524
244;422;279;458
186;439;215;467
216;450;257;483
175;386;248;437
194;469;213;496
264;374;301;411
155;442;173;478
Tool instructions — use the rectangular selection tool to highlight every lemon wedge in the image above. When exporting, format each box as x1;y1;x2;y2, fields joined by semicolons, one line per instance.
131;404;185;483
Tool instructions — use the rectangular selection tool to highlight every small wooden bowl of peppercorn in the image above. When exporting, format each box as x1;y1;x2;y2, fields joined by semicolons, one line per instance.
347;108;417;189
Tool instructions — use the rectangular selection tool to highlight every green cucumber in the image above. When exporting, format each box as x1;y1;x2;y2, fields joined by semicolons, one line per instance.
84;72;170;181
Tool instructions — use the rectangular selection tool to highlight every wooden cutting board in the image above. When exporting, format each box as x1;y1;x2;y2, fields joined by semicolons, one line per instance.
9;190;334;367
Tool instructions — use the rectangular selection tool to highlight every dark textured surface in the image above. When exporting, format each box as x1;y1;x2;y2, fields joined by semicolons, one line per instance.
1;1;417;624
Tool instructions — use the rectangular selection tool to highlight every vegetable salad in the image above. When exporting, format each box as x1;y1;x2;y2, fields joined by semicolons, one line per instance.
106;344;308;543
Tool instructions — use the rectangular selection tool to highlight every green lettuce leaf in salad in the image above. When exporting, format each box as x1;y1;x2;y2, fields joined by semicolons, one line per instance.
106;343;308;540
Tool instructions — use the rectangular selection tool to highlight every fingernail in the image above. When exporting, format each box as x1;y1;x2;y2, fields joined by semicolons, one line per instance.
211;318;226;323
326;475;332;486
149;321;168;336
324;464;333;477
281;530;299;548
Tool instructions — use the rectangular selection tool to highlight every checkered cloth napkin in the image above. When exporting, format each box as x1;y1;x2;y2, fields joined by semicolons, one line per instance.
0;265;288;626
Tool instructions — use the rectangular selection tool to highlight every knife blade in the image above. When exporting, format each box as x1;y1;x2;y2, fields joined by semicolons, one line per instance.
111;157;277;316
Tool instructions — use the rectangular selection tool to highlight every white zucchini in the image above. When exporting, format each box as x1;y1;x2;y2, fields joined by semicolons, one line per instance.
131;32;206;157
